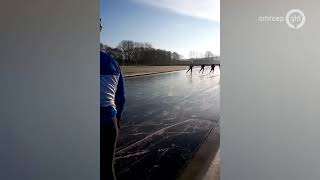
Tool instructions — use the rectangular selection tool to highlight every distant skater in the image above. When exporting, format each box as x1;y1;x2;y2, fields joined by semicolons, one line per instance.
186;64;194;74
199;64;205;74
209;64;215;74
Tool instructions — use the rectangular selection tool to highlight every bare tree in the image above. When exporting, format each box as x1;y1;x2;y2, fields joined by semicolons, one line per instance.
204;51;214;59
103;40;182;66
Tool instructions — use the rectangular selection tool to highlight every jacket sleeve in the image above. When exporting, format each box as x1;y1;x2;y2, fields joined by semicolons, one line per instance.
115;70;126;119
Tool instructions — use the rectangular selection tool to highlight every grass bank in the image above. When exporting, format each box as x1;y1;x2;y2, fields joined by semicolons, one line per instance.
121;66;188;76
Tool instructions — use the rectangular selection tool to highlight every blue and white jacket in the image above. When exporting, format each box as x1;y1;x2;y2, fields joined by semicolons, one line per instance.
100;51;125;122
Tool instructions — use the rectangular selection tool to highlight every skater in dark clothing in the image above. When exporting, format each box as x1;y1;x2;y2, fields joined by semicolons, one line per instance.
209;64;215;74
186;64;194;74
199;64;205;74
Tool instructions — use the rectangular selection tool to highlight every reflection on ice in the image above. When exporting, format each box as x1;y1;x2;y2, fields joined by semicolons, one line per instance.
114;68;220;180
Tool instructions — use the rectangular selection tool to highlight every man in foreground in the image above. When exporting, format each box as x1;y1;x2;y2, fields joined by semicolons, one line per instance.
100;20;126;180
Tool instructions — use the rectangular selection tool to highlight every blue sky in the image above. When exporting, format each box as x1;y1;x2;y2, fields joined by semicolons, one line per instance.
100;0;220;58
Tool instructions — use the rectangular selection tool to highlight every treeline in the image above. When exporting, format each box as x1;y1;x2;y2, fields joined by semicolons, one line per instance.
101;40;182;66
101;40;219;66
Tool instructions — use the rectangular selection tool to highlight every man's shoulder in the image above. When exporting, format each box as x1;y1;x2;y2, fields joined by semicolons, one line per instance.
100;51;115;61
100;51;121;75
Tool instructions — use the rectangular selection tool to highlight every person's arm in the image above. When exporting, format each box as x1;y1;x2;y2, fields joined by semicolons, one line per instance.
115;70;126;126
